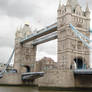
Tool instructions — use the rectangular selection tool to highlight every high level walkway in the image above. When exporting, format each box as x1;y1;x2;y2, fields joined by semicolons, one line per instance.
20;23;57;44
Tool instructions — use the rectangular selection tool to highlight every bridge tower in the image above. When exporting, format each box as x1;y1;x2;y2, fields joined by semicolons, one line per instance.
57;0;90;70
14;24;36;73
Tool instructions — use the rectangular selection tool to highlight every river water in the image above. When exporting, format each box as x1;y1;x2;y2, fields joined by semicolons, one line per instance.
0;86;91;92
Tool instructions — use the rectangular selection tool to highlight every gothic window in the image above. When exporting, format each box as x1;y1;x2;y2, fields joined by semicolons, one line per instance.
73;9;75;13
72;17;75;22
79;18;83;23
77;41;82;49
75;5;82;16
74;58;84;69
25;48;29;56
71;31;74;36
71;42;76;49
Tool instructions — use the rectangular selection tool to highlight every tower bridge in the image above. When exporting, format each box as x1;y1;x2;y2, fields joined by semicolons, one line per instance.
0;0;92;88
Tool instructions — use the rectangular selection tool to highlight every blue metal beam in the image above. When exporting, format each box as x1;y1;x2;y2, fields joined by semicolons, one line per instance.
69;24;91;42
69;24;92;49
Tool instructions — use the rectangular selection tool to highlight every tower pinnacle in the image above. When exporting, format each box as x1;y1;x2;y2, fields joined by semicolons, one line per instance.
66;0;71;6
58;0;62;10
66;0;78;10
86;2;90;12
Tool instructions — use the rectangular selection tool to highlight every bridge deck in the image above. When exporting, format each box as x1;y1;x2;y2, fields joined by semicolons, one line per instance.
74;69;92;75
21;72;44;81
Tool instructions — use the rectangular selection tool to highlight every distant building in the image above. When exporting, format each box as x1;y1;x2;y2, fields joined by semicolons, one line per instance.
0;63;16;73
36;57;57;72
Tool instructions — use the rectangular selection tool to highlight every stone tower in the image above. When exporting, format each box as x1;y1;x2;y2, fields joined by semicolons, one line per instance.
14;24;36;73
57;0;90;70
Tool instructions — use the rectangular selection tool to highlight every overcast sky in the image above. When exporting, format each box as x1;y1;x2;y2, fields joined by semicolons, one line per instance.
0;0;92;65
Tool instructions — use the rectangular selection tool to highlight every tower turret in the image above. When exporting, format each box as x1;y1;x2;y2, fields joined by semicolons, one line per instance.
22;23;32;37
85;3;90;18
66;0;72;13
57;0;62;18
69;0;78;10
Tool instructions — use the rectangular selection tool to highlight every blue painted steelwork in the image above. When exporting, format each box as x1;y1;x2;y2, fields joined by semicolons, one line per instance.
69;24;92;49
69;24;92;42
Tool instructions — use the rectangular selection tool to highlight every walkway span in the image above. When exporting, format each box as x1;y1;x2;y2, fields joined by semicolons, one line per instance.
20;23;57;44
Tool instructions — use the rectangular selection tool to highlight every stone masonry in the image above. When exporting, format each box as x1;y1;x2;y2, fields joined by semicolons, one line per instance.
57;0;90;70
36;0;91;87
14;24;36;73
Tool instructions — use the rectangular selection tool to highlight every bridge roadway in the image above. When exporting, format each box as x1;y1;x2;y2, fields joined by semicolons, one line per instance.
21;72;44;81
20;23;57;44
74;69;92;75
21;70;92;82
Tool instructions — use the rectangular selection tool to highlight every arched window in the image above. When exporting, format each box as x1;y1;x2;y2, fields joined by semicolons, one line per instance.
23;65;30;72
74;57;86;69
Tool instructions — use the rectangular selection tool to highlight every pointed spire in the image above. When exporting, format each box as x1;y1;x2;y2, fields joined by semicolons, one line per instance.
66;0;70;6
58;0;62;10
66;0;79;10
86;2;90;12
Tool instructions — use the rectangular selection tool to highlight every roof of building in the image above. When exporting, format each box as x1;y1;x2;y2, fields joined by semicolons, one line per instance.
37;57;56;64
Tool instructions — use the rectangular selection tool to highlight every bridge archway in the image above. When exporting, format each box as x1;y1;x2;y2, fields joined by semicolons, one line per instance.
21;65;30;73
74;57;86;69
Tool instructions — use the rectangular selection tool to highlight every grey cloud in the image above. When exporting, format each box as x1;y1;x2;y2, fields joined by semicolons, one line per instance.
0;36;14;48
0;0;58;18
0;0;91;18
78;0;92;10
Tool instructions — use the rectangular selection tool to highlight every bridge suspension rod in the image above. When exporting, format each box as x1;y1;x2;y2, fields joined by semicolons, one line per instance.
0;49;15;75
